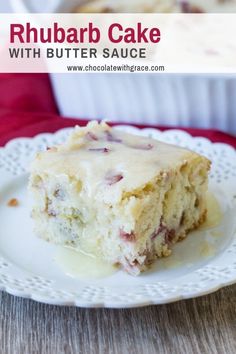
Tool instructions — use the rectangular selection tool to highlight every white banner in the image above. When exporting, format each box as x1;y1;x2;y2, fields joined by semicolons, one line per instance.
0;14;236;73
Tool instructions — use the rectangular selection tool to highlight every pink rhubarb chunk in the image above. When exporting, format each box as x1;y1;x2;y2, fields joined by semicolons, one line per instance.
86;132;99;141
105;172;123;185
89;148;110;153
119;229;136;242
105;131;122;143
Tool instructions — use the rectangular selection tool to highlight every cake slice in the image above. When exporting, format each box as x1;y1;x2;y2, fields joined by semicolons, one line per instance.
29;121;211;275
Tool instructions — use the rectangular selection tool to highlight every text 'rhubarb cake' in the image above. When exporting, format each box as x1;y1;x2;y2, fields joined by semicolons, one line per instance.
29;121;211;275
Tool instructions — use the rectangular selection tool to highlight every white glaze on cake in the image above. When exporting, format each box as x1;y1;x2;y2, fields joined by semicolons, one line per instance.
29;121;211;275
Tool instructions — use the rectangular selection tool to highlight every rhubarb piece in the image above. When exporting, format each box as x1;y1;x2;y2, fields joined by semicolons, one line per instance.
119;229;136;242
105;131;122;143
29;121;211;275
89;147;110;153
180;1;203;13
86;132;98;141
105;171;123;185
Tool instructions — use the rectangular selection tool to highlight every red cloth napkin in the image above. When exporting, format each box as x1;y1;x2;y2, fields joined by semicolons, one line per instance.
0;74;58;115
0;74;236;148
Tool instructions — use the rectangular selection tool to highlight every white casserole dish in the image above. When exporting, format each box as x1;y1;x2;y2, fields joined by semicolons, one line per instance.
10;0;236;135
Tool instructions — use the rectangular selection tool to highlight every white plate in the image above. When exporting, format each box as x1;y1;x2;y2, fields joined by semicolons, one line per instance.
0;126;236;308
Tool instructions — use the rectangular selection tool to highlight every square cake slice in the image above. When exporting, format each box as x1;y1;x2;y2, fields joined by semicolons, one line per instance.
29;121;211;275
